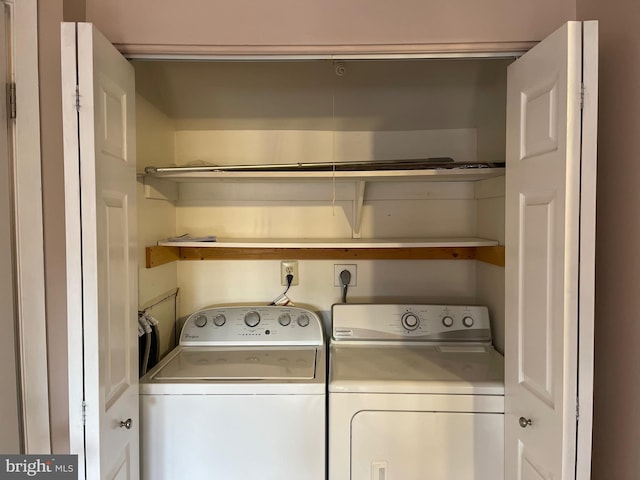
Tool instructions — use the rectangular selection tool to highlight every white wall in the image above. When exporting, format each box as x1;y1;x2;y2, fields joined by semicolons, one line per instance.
87;0;576;55
475;176;506;352
136;94;178;357
134;58;510;137
173;129;478;166
136;58;508;353
175;181;479;239
474;59;509;163
576;1;640;477
171;179;492;334
170;179;483;331
177;259;479;331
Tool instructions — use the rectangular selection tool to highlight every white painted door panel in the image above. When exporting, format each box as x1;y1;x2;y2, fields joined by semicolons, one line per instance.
505;21;596;480
575;21;598;480
62;22;138;480
0;3;21;453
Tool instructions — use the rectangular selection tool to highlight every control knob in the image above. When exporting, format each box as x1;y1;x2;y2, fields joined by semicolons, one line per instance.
278;313;292;326
194;314;207;328
213;314;226;327
401;312;420;331
297;314;310;327
244;311;261;328
462;316;474;328
442;316;454;328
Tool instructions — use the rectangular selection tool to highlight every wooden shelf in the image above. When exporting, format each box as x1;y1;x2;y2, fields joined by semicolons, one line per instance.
145;238;505;268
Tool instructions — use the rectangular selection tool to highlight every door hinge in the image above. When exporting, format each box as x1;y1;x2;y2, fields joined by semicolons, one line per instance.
82;401;87;426
580;83;585;110
8;82;16;119
576;398;580;421
75;85;80;112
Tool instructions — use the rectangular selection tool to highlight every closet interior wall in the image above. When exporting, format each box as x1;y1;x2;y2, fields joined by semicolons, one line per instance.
134;58;510;357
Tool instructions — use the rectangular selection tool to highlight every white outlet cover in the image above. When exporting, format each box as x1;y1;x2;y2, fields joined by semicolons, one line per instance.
281;260;299;285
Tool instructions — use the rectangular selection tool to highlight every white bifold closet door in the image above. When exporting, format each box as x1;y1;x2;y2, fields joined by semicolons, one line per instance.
62;22;139;480
505;20;597;480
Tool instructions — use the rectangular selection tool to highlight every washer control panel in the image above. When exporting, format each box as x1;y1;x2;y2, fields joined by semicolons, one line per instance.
332;304;491;343
180;306;324;346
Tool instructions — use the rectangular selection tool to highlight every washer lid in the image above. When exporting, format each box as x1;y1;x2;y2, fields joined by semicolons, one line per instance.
329;345;504;395
151;347;318;381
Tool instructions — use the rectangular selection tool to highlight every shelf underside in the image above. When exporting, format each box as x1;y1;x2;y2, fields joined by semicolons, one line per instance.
144;167;505;183
157;237;499;248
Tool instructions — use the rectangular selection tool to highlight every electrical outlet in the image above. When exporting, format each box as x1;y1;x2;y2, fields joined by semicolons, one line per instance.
281;261;299;286
334;264;357;287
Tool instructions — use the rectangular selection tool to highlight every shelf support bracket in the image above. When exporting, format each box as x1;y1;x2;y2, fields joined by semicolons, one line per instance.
352;180;366;239
143;175;179;202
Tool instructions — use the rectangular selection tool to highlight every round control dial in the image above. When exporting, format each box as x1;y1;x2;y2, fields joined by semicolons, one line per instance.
296;314;310;327
244;311;261;328
278;313;292;326
213;314;226;327
401;312;420;331
194;314;207;328
442;316;454;328
462;316;474;328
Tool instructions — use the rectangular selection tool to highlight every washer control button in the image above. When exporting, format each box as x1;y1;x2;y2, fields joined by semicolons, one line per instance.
278;313;292;326
213;314;226;327
297;314;310;327
194;315;207;328
401;312;420;331
442;316;454;328
462;316;474;328
244;311;261;328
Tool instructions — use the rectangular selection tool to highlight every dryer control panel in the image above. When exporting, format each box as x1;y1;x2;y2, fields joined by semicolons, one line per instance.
332;304;491;343
180;306;324;346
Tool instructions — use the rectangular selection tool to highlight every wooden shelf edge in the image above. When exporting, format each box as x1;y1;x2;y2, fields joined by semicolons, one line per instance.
146;245;180;268
476;245;505;267
178;246;477;261
145;244;505;267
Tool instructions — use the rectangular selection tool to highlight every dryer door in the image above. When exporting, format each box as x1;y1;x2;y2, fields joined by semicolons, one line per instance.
351;410;503;480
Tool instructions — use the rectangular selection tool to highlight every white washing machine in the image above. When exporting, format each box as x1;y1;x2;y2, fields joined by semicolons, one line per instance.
140;306;326;480
329;304;504;480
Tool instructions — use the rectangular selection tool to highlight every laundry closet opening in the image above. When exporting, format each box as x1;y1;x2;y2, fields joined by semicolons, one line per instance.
132;56;512;360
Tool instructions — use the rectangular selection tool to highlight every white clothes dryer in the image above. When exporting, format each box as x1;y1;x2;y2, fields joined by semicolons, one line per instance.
140;306;326;480
329;304;504;480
